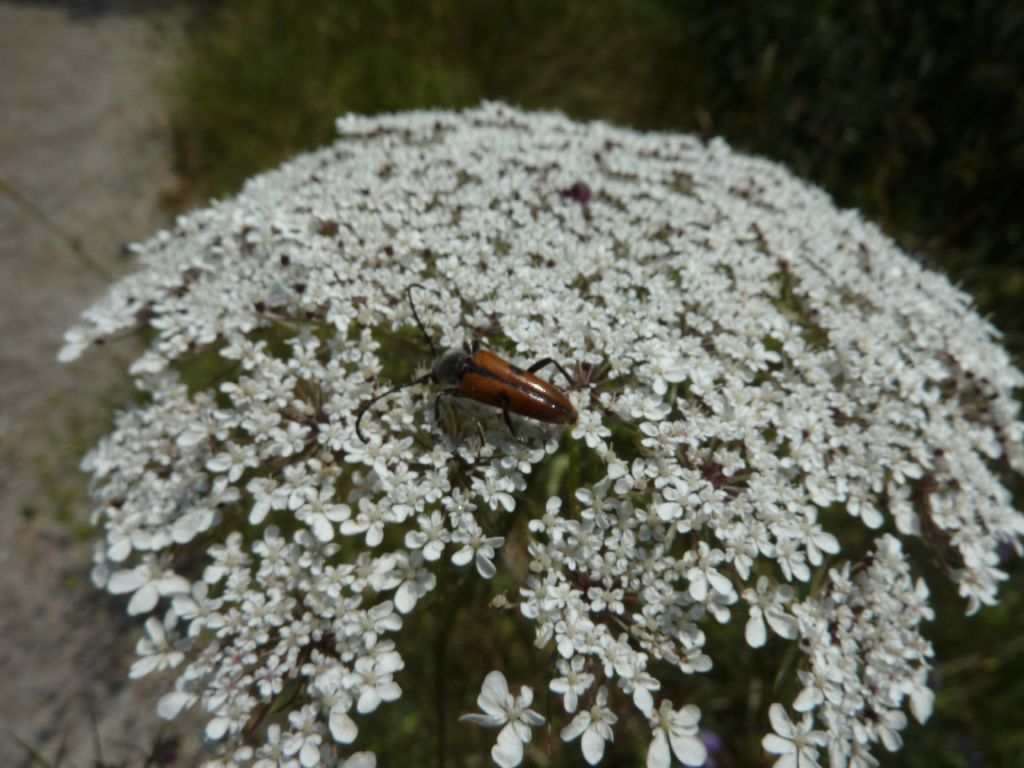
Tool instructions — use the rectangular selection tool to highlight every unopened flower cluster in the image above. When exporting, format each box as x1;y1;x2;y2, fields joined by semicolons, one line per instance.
63;104;1024;767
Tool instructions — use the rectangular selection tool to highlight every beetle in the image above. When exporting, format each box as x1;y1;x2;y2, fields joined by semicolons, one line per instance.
354;285;577;443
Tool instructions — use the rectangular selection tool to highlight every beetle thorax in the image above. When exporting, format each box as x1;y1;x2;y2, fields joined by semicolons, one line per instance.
432;349;470;386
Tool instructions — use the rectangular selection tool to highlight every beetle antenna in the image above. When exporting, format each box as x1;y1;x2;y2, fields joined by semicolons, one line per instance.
355;372;433;443
405;283;437;358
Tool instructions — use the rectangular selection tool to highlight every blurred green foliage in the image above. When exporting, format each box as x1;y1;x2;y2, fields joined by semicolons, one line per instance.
168;1;1024;765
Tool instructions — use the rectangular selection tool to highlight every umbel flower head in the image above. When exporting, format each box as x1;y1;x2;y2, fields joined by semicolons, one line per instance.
63;104;1024;767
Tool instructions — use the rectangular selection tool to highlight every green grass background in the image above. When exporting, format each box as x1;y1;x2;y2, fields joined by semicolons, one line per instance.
166;2;1024;765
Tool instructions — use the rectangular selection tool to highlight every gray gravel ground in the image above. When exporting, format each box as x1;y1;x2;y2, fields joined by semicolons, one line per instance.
0;3;198;765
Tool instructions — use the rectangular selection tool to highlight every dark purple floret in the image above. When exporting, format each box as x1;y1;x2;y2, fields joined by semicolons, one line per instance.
561;181;592;204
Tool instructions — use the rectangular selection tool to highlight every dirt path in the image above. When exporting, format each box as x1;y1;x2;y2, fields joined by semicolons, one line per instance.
0;3;194;765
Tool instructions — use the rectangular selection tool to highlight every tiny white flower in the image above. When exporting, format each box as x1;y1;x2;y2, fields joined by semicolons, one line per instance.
404;510;449;560
561;686;618;765
391;551;437;613
646;701;707;768
460;670;545;768
343;653;404;714
130;613;185;679
108;559;190;616
571;409;612;449
762;703;828;768
549;656;594;713
743;576;798;648
292;483;350;542
253;723;287;768
451;518;504;579
283;704;325;768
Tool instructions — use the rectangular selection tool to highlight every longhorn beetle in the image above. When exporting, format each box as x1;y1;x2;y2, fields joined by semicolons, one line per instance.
354;285;577;443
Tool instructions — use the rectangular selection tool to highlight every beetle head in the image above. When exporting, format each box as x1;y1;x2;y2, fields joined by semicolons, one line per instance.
432;349;470;386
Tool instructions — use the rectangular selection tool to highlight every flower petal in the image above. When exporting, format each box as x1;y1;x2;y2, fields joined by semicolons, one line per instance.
647;730;670;768
491;723;525;768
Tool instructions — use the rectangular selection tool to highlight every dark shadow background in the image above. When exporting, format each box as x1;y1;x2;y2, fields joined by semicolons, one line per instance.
165;2;1023;766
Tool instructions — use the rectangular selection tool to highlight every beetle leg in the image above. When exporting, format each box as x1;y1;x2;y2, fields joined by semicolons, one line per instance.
527;357;574;386
502;407;524;443
434;387;461;426
493;392;524;443
434;387;486;461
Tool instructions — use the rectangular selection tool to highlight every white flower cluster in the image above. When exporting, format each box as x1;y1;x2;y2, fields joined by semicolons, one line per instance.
63;104;1024;767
